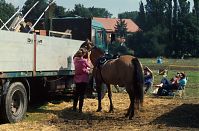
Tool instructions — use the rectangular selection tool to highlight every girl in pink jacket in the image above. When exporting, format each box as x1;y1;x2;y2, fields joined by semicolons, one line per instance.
73;48;90;113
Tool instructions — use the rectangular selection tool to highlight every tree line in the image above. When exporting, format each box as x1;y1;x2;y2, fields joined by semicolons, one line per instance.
0;0;198;58
119;0;199;58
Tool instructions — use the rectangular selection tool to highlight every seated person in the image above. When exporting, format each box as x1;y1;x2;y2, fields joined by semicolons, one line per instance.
155;70;170;88
169;72;181;90
177;72;187;90
143;66;153;94
155;72;187;96
154;70;172;95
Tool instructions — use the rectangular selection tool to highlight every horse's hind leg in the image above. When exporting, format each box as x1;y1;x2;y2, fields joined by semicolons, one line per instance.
125;100;132;118
107;84;114;112
96;82;102;112
125;86;135;119
128;95;135;120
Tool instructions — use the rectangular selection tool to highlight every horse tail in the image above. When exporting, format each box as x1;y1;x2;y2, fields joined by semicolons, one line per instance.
132;57;144;108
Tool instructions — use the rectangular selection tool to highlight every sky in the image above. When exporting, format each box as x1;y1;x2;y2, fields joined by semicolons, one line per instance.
5;0;194;17
4;0;145;17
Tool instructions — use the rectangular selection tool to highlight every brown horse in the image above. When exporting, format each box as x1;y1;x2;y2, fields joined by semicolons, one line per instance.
77;40;144;119
89;46;144;119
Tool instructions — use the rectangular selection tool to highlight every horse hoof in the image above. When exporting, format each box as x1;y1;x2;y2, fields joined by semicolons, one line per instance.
96;108;102;112
109;110;114;113
129;114;134;120
125;114;129;118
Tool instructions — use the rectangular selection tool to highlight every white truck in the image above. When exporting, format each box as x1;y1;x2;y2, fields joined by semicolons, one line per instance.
0;0;108;121
0;29;83;122
0;16;108;123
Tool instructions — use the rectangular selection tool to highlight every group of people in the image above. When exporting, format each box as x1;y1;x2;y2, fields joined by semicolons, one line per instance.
154;71;187;96
144;66;188;96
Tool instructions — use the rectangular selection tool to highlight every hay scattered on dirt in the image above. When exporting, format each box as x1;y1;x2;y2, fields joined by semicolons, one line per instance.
0;93;199;130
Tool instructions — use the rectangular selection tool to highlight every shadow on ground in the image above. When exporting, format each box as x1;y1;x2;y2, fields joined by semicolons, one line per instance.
152;104;199;128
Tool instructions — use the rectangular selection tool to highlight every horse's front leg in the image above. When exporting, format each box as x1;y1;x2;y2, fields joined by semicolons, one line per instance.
96;82;102;112
107;84;114;112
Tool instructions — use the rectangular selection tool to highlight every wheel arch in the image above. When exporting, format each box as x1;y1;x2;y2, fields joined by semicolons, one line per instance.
4;78;31;102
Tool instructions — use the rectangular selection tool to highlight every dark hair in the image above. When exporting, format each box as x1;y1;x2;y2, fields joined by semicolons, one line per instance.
180;72;185;78
144;66;149;70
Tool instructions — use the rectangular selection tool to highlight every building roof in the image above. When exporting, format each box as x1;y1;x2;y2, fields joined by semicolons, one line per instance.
92;19;104;29
93;17;140;33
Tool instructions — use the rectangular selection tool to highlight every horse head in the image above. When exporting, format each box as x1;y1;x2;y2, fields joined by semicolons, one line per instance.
90;46;105;66
80;39;94;51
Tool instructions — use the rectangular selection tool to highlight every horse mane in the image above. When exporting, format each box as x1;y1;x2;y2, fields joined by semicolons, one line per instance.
80;39;94;51
93;46;105;54
80;41;88;48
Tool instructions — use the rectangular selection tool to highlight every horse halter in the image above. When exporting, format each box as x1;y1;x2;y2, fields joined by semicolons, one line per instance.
90;46;97;52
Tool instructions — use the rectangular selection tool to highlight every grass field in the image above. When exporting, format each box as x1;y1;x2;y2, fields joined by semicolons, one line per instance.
140;58;199;98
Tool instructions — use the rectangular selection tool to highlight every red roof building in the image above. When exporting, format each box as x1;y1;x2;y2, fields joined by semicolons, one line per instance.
93;17;140;33
93;17;140;43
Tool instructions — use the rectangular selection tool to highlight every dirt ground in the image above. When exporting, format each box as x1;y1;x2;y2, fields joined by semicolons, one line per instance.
0;93;199;131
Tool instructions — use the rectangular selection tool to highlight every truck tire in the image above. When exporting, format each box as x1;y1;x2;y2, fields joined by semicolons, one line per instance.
0;82;28;123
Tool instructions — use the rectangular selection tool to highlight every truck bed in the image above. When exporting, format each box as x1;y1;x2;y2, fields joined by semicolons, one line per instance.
0;30;83;78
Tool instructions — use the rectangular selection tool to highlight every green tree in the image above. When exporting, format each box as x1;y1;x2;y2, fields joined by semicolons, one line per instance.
114;19;128;37
71;4;92;17
123;0;199;57
118;11;138;20
193;0;199;24
65;5;112;18
22;0;48;20
0;0;16;27
54;5;67;18
136;1;146;30
145;0;166;29
88;7;112;18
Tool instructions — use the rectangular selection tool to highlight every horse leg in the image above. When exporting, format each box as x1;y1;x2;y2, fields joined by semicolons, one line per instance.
125;86;135;119
125;95;135;119
107;84;114;112
125;87;131;117
125;100;132;118
96;82;102;112
128;95;135;120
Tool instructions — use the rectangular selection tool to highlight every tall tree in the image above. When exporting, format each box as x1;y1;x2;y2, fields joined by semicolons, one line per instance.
145;0;166;28
136;1;146;30
22;0;48;20
178;0;190;18
88;7;112;18
71;4;91;17
65;5;112;18
0;0;16;27
118;11;138;20
54;5;67;18
114;19;128;38
193;0;199;24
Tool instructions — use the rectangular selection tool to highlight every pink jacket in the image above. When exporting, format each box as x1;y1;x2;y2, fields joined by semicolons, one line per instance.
73;57;90;83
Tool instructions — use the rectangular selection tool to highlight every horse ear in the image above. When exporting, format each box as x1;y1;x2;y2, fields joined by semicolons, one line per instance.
86;39;91;43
